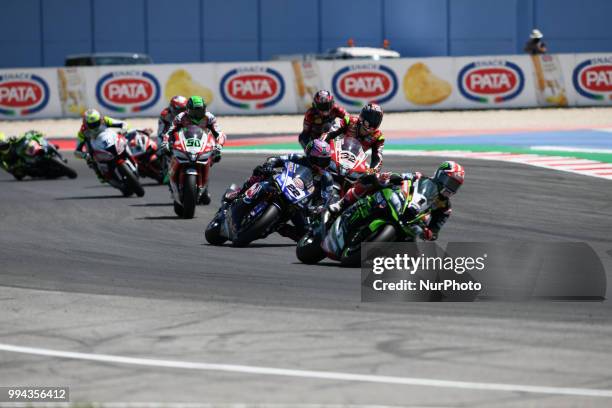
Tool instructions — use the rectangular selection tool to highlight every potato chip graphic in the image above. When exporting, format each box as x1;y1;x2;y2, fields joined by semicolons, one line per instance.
404;63;452;105
165;69;213;105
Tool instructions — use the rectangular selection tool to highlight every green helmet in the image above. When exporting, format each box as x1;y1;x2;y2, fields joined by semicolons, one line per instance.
186;96;206;123
84;108;102;129
24;129;43;139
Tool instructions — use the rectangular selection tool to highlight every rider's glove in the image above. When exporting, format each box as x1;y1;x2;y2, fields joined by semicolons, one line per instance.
328;200;345;214
254;163;274;176
421;227;437;241
160;141;170;154
213;145;222;163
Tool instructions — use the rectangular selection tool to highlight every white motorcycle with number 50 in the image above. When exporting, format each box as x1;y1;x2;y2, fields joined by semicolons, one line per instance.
168;126;216;219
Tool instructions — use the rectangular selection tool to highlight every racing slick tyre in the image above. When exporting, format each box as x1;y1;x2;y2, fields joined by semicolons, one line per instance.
296;230;326;264
205;217;227;246
232;205;280;248
50;156;78;179
118;162;145;197
340;224;396;267
182;174;198;219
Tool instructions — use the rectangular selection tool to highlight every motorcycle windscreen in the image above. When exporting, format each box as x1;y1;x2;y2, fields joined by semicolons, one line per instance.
339;137;368;176
274;162;315;205
180;126;206;155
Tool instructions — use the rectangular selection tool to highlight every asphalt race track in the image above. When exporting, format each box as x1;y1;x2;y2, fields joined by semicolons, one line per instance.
1;153;612;406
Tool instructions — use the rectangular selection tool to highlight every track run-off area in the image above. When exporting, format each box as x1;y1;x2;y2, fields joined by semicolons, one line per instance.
1;107;612;406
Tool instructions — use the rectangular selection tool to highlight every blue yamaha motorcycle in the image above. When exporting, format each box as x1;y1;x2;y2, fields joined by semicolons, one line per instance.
205;161;315;247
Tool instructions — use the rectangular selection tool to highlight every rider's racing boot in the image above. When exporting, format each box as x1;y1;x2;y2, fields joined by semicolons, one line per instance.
199;187;211;205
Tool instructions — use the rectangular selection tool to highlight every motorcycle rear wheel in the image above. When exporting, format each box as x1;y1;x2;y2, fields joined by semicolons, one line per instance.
173;201;184;217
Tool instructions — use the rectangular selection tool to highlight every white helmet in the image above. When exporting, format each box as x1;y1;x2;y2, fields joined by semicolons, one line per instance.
530;29;543;39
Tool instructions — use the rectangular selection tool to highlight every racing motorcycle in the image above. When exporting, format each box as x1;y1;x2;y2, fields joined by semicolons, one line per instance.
297;176;433;267
126;128;163;184
328;136;369;197
168;125;216;219
4;134;77;180
89;128;145;197
205;161;315;247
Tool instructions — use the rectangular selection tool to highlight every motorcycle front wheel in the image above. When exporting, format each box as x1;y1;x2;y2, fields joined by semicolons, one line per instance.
49;156;77;179
296;230;326;264
232;204;280;247
340;224;396;267
205;213;227;245
118;162;145;197
182;173;198;219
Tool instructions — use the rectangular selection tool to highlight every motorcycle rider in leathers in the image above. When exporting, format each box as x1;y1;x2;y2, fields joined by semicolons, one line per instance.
328;161;465;241
157;95;188;182
0;130;45;177
322;103;385;171
157;95;188;142
225;139;335;241
73;108;128;183
298;90;348;150
161;96;226;204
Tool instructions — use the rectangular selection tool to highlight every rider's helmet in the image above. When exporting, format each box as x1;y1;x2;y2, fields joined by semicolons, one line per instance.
305;139;332;171
169;95;188;117
84;109;102;130
358;103;383;135
312;90;334;115
23;129;43;139
433;161;465;198
530;29;543;40
186;96;206;123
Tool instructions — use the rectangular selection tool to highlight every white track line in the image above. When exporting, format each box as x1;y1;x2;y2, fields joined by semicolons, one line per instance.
531;146;612;154
1;343;611;398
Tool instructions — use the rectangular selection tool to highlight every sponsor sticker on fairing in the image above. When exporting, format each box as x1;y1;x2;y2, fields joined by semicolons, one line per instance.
332;64;398;107
572;56;612;101
0;73;50;116
220;67;285;109
96;71;160;113
457;60;524;104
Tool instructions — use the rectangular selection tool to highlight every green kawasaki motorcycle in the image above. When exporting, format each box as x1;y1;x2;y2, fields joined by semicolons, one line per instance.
297;176;436;267
1;132;77;180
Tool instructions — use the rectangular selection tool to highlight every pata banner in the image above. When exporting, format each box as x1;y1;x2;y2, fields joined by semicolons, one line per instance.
0;53;610;119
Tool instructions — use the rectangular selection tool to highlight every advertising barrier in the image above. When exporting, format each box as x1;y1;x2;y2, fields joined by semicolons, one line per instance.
0;53;610;120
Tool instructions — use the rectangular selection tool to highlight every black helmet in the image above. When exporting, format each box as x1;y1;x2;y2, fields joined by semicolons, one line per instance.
359;103;383;131
313;90;334;112
187;96;206;123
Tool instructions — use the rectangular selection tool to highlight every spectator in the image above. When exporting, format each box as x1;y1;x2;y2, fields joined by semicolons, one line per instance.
524;29;547;55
